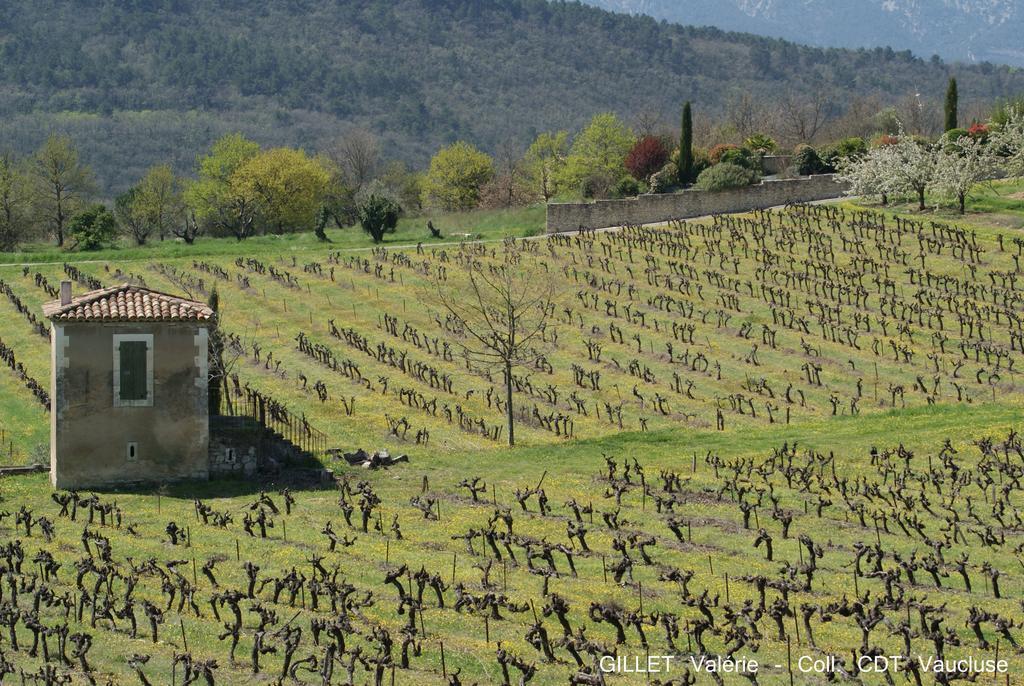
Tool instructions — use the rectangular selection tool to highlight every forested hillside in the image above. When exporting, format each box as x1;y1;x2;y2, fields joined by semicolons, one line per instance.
1;0;1023;194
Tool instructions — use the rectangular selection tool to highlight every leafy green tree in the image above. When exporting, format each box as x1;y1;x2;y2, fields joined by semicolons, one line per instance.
114;187;151;245
185;133;261;240
233;148;331;234
200;133;260;184
561;113;635;198
68;204;116;251
137;164;183;241
944;77;958;132
421;142;494;211
31;134;95;246
0;152;32;251
358;194;401;243
523;131;568;201
679;102;694;184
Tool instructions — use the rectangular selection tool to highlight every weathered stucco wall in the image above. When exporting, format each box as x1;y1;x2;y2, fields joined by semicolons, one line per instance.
546;175;848;233
51;321;209;489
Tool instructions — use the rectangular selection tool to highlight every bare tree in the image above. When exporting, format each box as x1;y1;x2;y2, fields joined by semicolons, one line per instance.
631;101;667;139
431;243;555;446
896;93;942;138
777;90;833;145
824;95;885;140
724;91;765;141
328;129;380;191
482;139;528;209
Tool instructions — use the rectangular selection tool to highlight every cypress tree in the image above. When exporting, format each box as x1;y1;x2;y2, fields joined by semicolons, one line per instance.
208;287;224;415
944;77;958;131
679;101;694;184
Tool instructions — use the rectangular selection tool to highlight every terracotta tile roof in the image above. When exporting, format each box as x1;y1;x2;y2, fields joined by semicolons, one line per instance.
43;284;213;323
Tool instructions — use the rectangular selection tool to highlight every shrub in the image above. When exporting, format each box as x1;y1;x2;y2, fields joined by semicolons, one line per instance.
944;127;969;142
744;134;778;155
795;146;830;175
692;148;712;177
648;162;678;194
708;144;740;165
719;146;758;171
967;122;990;141
695;163;760;191
831;137;867;158
674;147;712;179
625;136;670;181
614;176;642;197
819;137;866;170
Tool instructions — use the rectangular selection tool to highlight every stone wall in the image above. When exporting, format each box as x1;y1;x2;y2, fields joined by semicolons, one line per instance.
761;155;793;175
208;416;265;477
208;415;316;478
546;174;848;234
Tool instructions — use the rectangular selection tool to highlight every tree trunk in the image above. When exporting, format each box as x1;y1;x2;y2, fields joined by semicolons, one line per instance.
917;187;926;211
55;197;65;246
959;193;966;214
504;360;514;447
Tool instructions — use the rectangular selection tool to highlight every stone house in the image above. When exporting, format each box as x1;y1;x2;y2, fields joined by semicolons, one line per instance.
43;282;212;489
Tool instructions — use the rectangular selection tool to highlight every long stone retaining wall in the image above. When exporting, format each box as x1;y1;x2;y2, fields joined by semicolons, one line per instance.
546;174;848;233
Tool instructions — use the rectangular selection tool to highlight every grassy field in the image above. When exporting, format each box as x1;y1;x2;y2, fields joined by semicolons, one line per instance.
0;188;1022;685
1;196;1021;459
1;404;1022;684
0;205;547;265
848;178;1024;232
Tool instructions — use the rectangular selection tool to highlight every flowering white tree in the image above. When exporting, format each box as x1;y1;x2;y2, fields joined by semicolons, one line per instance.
887;130;937;211
989;111;1024;179
929;132;996;214
836;144;898;204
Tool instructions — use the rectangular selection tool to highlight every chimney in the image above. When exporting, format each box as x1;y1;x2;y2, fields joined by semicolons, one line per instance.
60;281;72;306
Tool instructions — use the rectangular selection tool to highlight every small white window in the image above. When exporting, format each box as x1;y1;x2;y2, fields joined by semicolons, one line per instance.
126;442;138;462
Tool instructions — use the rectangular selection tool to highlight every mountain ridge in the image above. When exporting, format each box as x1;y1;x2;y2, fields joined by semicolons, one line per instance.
582;0;1024;66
